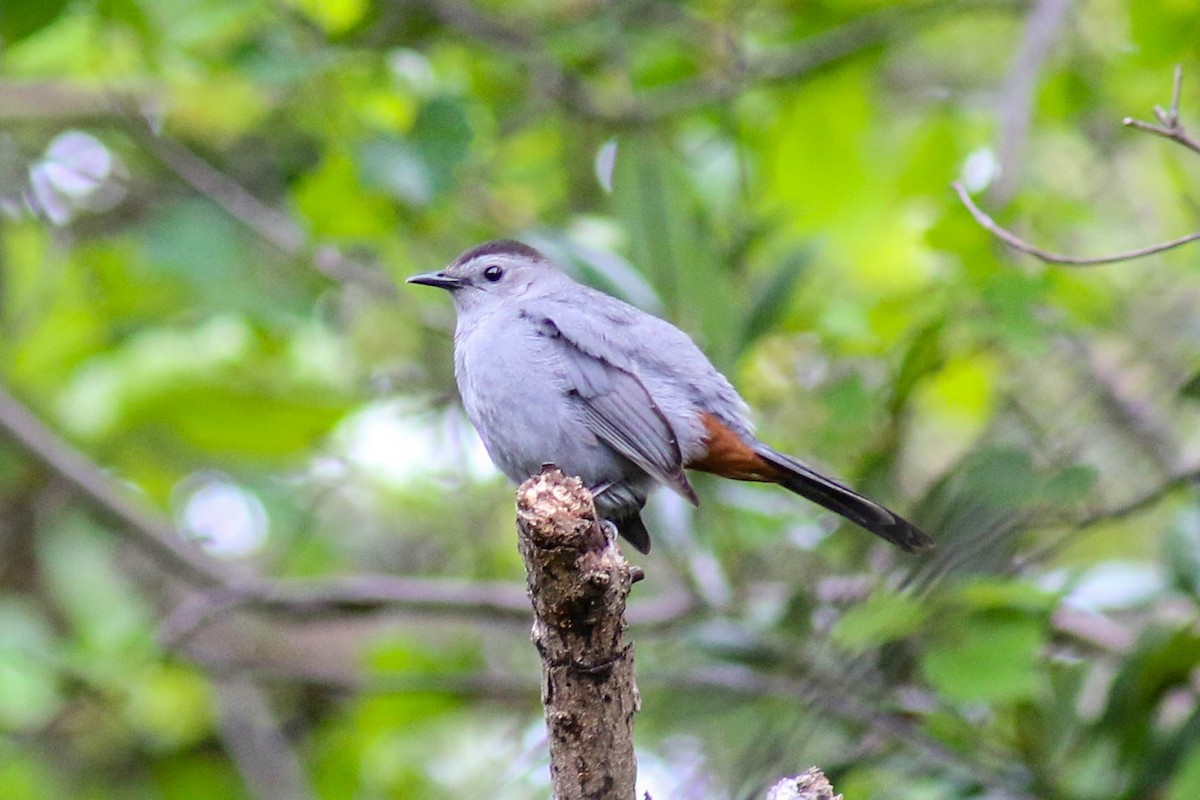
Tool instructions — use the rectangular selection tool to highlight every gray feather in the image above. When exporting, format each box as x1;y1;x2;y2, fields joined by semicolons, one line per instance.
537;315;698;505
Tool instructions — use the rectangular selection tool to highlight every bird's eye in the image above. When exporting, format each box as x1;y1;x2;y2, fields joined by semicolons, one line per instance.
483;265;504;282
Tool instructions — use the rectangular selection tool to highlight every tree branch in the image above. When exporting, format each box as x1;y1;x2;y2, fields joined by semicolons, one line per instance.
766;768;843;800
0;80;156;122
213;676;315;800
516;468;639;800
0;382;693;649
122;115;398;297
157;575;532;649
956;66;1200;266
952;181;1200;266
1123;65;1200;156
159;570;694;649
430;0;1021;125
0;384;231;587
1016;464;1200;568
991;0;1072;203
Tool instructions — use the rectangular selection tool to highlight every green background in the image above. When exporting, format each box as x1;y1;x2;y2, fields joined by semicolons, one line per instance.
3;0;1200;797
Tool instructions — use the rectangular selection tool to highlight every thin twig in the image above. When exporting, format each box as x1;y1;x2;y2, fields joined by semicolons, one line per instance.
160;572;694;649
959;66;1200;265
1122;65;1200;157
1071;465;1200;529
952;181;1200;266
1017;464;1200;567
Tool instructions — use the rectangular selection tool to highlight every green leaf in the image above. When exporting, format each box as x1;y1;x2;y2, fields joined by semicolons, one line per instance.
357;137;433;206
0;0;71;44
957;448;1041;509
0;743;57;800
831;588;927;653
737;250;810;353
889;320;946;416
1180;370;1200;402
1168;744;1200;800
924;613;1044;703
294;150;398;239
123;664;214;752
1165;507;1200;600
950;578;1059;613
39;513;155;659
408;97;472;194
143;199;270;314
357;97;472;206
135;384;349;457
97;0;155;42
1102;626;1200;760
0;601;62;731
1039;464;1098;506
610;135;733;363
281;0;367;34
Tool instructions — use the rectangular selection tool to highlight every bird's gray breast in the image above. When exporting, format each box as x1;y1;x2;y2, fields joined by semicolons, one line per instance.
453;308;626;486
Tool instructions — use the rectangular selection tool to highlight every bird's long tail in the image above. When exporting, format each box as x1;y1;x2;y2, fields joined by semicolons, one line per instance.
753;444;934;553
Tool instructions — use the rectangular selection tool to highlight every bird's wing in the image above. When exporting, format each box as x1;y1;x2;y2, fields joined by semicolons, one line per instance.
532;310;697;505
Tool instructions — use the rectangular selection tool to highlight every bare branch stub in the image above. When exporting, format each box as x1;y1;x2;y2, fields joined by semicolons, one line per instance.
516;468;640;800
765;767;844;800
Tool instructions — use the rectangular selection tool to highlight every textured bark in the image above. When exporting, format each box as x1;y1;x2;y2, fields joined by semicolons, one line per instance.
516;467;639;800
765;768;843;800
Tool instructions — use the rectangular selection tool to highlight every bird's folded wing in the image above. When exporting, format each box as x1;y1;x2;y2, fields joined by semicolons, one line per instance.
536;313;697;505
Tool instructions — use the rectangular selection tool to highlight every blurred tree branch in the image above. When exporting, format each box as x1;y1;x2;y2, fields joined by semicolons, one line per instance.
1018;462;1200;567
0;383;693;648
427;0;1025;125
214;677;315;800
0;80;156;122
124;116;400;297
957;66;1200;265
991;0;1072;203
0;383;232;587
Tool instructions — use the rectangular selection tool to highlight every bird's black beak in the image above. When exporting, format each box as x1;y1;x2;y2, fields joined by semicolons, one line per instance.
406;271;465;290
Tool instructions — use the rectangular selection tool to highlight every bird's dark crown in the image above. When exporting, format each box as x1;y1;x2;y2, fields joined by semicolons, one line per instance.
452;239;545;267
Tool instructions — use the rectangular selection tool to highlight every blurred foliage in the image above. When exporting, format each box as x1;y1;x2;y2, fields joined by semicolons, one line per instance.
3;0;1200;798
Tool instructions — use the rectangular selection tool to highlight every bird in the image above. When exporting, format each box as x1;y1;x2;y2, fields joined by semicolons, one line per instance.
408;240;933;555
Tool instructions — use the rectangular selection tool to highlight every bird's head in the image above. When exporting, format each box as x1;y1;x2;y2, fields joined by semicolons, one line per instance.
407;240;563;315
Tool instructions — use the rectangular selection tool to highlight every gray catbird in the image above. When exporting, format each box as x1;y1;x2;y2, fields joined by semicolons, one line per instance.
408;240;933;554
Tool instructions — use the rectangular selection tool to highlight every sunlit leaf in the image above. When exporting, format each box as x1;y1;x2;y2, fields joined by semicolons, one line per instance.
294;150;398;239
1167;737;1200;800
